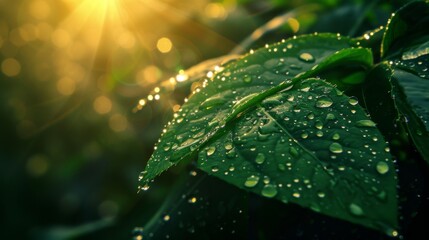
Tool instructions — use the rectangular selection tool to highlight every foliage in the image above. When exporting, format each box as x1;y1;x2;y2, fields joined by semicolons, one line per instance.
140;1;429;238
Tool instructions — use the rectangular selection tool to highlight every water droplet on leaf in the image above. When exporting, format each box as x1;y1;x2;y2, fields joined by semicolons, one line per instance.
316;97;333;108
298;52;315;63
376;161;389;174
349;203;363;216
329;142;343;154
356;120;376;128
206;146;216;156
348;97;359;106
255;153;266;164
292;192;301;198
262;184;278;198
244;175;259;188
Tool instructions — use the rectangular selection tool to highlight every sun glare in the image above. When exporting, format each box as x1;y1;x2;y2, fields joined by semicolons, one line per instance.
1;0;238;132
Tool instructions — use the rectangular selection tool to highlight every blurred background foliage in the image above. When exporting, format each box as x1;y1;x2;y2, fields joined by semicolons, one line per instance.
0;0;426;239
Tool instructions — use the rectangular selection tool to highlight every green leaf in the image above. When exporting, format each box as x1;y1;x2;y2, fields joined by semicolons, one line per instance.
381;1;429;59
197;78;398;235
139;34;371;185
362;63;401;141
389;57;429;164
378;0;429;165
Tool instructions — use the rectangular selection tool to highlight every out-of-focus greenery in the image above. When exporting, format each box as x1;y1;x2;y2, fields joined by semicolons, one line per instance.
1;0;427;239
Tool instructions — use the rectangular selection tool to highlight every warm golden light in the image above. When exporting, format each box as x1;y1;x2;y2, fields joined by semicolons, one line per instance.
93;96;112;114
51;29;71;48
57;77;77;96
1;58;21;77
29;0;51;20
204;3;227;19
157;37;173;53
109;114;128;132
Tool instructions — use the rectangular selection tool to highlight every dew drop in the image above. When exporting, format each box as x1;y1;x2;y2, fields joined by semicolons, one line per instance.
298;53;315;63
356;120;376;127
292;192;301;198
316;97;333;108
206;146;216;156
262;184;278;198
377;190;387;201
387;229;399;237
255;153;266;164
290;64;302;70
289;147;299;158
132;227;144;240
307;113;315;120
243;75;252;83
163;214;171;221
141;184;150;191
326;113;336;120
376;161;389;174
263;176;270;184
349;203;364;216
317;191;326;198
188;197;197;203
332;133;340;140
315;121;324;130
244;175;260;188
163;145;171;151
329;142;343;154
301;132;309;139
211;166;219;173
348;97;359;106
224;143;233;151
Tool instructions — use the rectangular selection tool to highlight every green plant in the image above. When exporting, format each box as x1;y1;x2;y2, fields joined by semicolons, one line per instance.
139;1;429;237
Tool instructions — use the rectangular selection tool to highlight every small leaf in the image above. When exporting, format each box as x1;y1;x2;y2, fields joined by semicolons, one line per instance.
381;1;429;59
140;34;371;184
198;79;397;234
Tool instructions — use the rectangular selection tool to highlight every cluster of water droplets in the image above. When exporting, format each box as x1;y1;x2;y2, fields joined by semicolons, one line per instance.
195;77;395;230
391;58;429;79
136;34;400;235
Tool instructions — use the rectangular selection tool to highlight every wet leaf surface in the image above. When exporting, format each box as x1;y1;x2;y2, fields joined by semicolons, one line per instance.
198;79;397;233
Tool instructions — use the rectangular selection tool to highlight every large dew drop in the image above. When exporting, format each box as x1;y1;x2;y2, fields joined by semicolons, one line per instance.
349;203;364;216
224;143;233;151
355;120;376;128
376;161;389;174
243;75;252;83
261;184;278;198
255;153;266;164
244;175;260;188
316;97;333;108
206;146;216;156
298;52;315;63
329;142;343;154
348;97;359;106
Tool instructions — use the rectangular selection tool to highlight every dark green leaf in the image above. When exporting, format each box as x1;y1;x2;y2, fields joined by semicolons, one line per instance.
381;1;429;59
389;57;429;164
362;63;400;141
140;34;372;185
197;78;397;235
